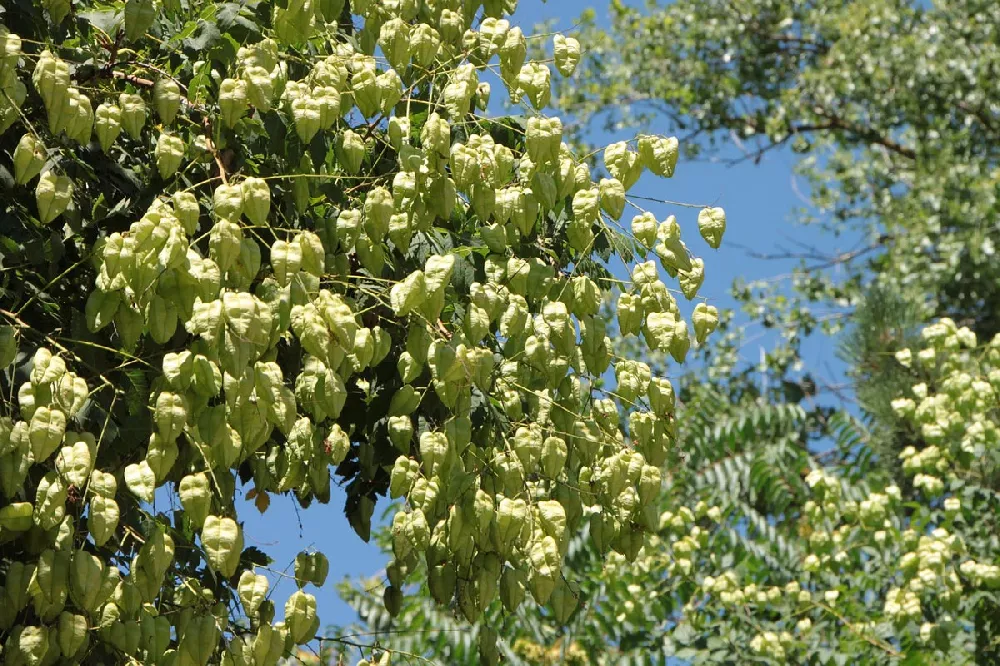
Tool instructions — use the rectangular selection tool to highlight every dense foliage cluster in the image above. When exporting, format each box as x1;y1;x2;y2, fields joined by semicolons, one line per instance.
331;1;1000;664
0;0;726;664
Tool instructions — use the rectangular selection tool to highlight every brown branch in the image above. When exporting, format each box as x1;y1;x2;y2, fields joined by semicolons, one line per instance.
111;70;154;88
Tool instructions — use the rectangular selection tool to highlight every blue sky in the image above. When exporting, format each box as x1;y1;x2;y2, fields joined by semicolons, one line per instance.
239;0;863;633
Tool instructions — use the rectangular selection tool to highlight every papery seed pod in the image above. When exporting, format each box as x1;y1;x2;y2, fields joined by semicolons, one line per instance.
604;141;642;190
219;78;249;127
599;177;626;219
647;377;675;416
213;182;244;220
202;515;243;577
516;62;550;109
33;50;69;108
119;93;147;139
631;212;657;248
541;436;567;478
89;495;119;546
698;206;726;248
178;614;219;666
241;177;271;225
663;316;687;361
238;570;269;618
499;566;526;611
155;132;185;179
172;191;200;234
552;34;581;77
95;103;123;153
291;96;321;142
337;129;366;174
389;455;418;498
245;66;274;112
58;612;89;658
153;78;182;124
388;416;414;454
13;134;46;185
179;473;211;527
692;302;719;344
35;170;73;225
679;258;705;299
383;585;403;616
638;134;679;178
124;460;155;501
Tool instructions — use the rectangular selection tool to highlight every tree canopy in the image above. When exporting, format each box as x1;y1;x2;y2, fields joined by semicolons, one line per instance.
329;1;1000;664
0;0;726;665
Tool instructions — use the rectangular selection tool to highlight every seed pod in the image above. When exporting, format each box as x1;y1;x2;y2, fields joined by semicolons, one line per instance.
548;577;578;623
178;615;219;666
692;303;719;344
238;570;269;618
638;134;679;178
411;23;441;66
294;551;329;588
516;62;551;109
291;96;321;142
124;0;156;41
553;34;581;77
13;134;46;185
153;78;181;124
155;132;185;179
34;471;68;530
208;220;242;274
0;502;32;532
63;89;95;143
644;311;676;352
29;405;66;461
376;69;403;116
541;436;567;478
35;170;73;225
599;177;626;219
213;182;244;220
32;51;68;115
202;515;243;578
179;473;211;528
58;612;89;658
95;103;123;153
119;93;147;139
55;433;95;486
173;191;200;234
219;78;249;127
604;141;642;190
241;177;270;225
337;129;366;174
124;460;156;502
245;66;275;112
285;590;319;644
679;258;705;300
386;456;415;500
698;206;726;249
388;416;414;454
89;495;120;546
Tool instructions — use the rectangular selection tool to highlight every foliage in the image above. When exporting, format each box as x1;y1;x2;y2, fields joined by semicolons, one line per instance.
0;1;724;665
562;0;1000;365
333;317;1000;665
329;1;1000;663
330;369;823;665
